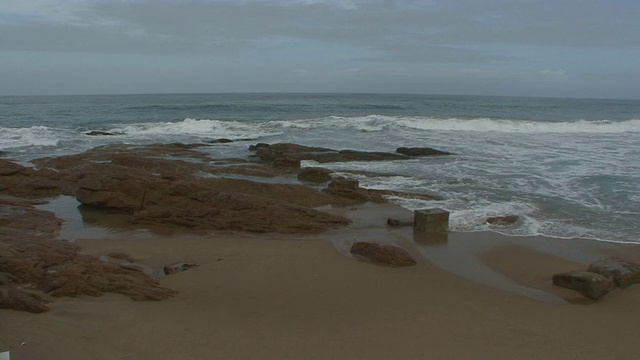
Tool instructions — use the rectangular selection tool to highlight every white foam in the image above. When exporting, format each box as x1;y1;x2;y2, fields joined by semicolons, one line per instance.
0;126;60;149
267;115;640;134
266;115;400;133
395;117;640;133
114;118;281;139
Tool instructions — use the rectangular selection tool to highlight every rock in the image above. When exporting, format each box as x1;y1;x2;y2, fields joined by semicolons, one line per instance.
70;161;351;233
486;215;519;226
328;176;359;191
251;143;408;163
323;177;388;203
0;273;49;313
272;157;301;168
85;130;117;136
297;167;333;184
131;190;349;233
350;242;417;267
0;159;61;198
396;147;453;156
208;138;252;144
552;271;614;300
0;199;177;312
209;138;233;143
248;143;270;151
587;257;640;288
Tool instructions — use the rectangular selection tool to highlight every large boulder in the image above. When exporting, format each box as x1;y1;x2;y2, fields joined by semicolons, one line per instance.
552;271;614;300
588;257;640;288
350;242;417;267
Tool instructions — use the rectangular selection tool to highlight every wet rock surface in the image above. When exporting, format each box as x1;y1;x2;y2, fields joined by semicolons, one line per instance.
0;142;449;312
297;167;333;184
396;147;453;156
587;257;640;288
251;143;409;163
350;242;417;267
0;197;177;313
552;271;614;300
552;257;640;300
0;159;61;198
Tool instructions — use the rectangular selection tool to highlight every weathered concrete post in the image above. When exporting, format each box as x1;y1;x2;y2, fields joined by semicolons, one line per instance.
413;208;449;234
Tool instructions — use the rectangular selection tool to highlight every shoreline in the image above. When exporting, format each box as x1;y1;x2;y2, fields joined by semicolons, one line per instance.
2;143;640;359
3;200;640;359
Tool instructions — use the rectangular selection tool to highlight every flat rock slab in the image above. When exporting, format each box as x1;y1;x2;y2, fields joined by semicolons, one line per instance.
552;271;613;300
350;242;417;267
0;199;177;313
588;257;640;288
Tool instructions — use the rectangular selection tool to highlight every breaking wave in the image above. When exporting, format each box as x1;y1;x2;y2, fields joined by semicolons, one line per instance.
0;126;60;150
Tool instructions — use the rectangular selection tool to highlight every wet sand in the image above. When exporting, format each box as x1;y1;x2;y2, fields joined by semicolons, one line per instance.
2;202;640;359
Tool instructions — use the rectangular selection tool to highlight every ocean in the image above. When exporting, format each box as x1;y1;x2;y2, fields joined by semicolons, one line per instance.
1;93;639;243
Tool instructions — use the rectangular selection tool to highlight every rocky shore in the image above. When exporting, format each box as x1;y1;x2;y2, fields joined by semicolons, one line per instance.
1;142;447;312
3;142;640;359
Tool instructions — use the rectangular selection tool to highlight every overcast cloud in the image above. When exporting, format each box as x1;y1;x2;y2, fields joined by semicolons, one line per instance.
1;0;639;98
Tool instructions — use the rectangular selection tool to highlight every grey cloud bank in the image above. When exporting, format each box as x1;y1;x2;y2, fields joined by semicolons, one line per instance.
1;0;639;98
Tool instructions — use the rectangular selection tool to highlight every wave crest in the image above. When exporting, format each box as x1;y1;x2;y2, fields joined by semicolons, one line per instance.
396;117;640;133
0;126;60;149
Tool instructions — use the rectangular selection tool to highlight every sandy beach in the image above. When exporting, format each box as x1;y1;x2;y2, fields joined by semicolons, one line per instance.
2;200;640;360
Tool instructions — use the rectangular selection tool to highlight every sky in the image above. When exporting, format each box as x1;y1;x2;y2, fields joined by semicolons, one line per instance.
1;0;639;98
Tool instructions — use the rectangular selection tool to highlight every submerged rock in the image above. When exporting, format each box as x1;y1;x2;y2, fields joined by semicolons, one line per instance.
251;143;408;163
396;147;453;156
85;130;117;136
588;257;640;288
552;271;613;300
350;242;417;267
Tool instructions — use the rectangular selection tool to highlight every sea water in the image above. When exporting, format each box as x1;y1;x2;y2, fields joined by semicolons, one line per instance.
1;93;639;243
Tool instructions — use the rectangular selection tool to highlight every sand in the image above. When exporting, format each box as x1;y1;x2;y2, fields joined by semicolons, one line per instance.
2;203;640;359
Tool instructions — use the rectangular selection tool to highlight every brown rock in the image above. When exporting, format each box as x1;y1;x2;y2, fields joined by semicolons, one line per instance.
0;159;61;198
0;273;49;313
396;147;453;156
297;167;333;184
350;242;417;267
68;159;352;233
587;257;640;288
552;271;613;300
323;177;388;203
0;199;177;312
251;143;408;163
272;157;301;168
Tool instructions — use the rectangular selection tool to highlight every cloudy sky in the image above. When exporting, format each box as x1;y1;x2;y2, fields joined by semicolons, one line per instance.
1;0;639;98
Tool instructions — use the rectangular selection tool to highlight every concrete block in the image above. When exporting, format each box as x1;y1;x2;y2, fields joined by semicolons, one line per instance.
413;208;449;234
